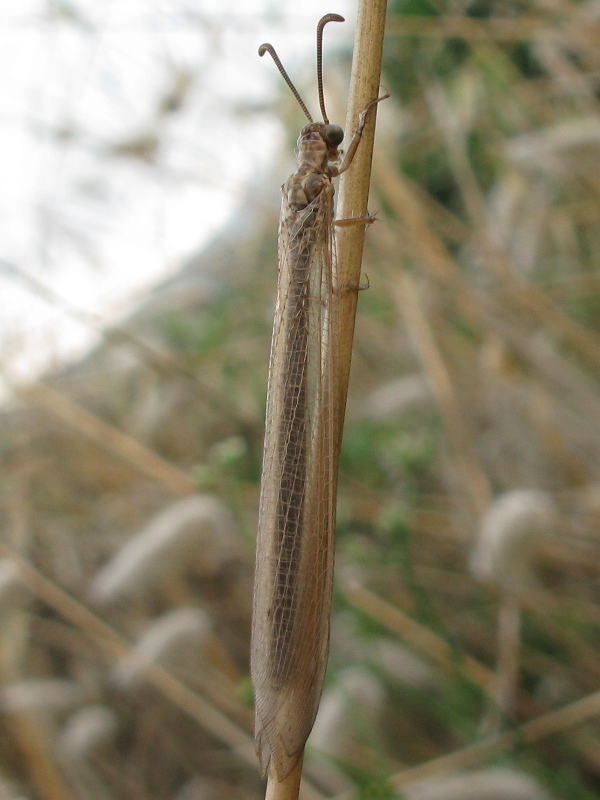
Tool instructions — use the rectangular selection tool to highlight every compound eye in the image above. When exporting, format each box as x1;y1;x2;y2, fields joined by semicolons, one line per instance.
322;124;343;148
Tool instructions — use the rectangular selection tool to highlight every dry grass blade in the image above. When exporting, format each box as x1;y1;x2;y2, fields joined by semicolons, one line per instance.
385;686;600;792
0;545;256;768
20;382;195;494
385;15;596;43
393;270;491;517
340;573;496;692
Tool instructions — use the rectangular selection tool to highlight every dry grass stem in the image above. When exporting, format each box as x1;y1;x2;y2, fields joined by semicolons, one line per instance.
335;0;388;421
0;544;257;770
385;15;600;43
394;271;491;517
340;573;496;692
21;382;195;494
387;686;600;791
265;757;305;800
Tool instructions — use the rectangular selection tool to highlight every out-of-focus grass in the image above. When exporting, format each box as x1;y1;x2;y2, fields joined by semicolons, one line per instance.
1;1;600;799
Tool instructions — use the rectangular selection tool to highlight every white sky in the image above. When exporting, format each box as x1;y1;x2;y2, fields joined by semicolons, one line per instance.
0;0;355;386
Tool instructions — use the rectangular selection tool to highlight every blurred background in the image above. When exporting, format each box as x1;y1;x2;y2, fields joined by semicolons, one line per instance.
1;1;600;799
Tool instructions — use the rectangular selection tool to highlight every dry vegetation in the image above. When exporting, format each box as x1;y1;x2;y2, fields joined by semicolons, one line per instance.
2;1;600;799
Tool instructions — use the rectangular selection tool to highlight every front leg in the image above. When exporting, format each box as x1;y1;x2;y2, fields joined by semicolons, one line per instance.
334;213;377;228
337;91;390;176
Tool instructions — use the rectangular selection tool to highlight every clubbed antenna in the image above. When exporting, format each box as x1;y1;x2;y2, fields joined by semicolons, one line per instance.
258;43;313;123
316;13;344;124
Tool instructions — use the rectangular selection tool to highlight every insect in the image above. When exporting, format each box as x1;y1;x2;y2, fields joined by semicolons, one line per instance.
250;14;387;782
